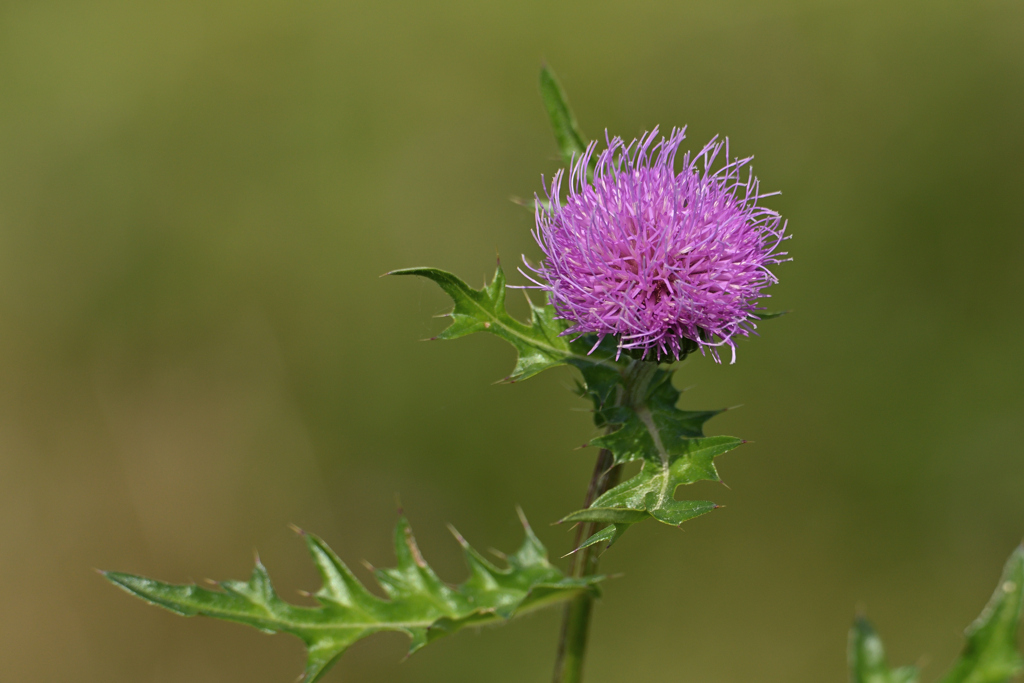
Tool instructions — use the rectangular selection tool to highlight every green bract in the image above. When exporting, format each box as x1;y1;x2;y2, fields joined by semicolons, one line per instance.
849;544;1024;683
104;511;601;683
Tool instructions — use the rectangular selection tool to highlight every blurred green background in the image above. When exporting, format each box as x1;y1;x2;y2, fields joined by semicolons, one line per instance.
1;0;1022;681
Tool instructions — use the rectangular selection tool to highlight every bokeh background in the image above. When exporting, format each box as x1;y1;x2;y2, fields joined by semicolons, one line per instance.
2;1;1022;681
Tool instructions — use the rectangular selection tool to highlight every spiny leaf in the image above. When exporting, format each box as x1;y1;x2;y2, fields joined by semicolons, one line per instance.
539;64;588;167
849;616;920;683
939;543;1024;683
562;363;742;551
104;511;602;683
589;368;726;464
388;264;622;382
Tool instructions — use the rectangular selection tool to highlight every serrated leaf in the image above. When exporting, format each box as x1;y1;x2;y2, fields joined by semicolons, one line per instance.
539;64;588;167
104;511;602;683
939;544;1024;683
562;363;742;550
590;368;726;464
388;264;621;382
849;616;920;683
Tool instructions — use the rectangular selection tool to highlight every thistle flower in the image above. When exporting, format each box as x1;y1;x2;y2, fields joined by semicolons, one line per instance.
525;127;788;364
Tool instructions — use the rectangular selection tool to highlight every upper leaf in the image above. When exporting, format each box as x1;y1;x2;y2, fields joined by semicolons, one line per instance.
589;367;726;465
388;265;622;382
849;617;920;683
104;511;602;683
562;363;742;551
939;543;1024;683
539;64;588;167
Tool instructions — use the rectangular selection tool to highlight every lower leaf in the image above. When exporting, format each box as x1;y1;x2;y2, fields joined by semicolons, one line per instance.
849;544;1024;683
104;509;602;682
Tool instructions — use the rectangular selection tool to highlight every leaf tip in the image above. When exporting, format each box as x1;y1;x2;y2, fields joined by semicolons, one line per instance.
289;523;306;537
402;524;428;569
515;505;530;529
447;523;469;548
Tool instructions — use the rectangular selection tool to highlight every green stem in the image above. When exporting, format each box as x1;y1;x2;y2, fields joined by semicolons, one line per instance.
551;447;619;683
554;591;596;683
551;359;657;683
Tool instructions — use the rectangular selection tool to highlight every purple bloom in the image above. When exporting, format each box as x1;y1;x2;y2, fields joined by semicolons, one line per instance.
524;127;788;364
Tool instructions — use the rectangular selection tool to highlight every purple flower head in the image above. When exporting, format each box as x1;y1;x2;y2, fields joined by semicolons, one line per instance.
524;127;788;364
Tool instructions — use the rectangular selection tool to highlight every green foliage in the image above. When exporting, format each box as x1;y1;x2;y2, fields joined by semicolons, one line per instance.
539;64;588;167
849;544;1024;683
104;511;602;683
562;363;741;551
387;265;620;382
392;265;740;553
